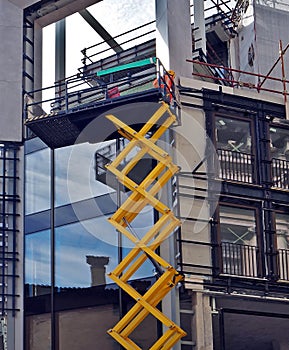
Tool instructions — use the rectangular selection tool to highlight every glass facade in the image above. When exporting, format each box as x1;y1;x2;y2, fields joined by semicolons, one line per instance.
24;137;158;349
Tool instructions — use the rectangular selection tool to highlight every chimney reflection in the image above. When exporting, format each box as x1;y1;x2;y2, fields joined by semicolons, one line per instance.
86;255;109;287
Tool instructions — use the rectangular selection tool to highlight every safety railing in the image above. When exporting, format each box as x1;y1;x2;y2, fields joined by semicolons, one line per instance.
272;158;289;190
24;57;175;122
95;152;111;179
220;242;259;278
186;58;289;102
278;248;289;281
81;20;156;66
191;0;244;30
217;149;256;184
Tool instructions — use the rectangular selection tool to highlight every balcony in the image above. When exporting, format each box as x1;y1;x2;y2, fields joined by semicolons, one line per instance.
217;149;255;184
278;248;289;281
272;158;289;190
220;242;259;278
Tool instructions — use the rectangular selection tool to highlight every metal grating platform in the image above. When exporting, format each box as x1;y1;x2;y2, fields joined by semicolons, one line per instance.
25;90;162;149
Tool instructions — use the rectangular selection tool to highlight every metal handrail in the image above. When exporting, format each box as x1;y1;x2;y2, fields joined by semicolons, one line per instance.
272;158;289;190
217;148;255;184
278;248;289;280
187;58;289;97
220;241;259;277
81;20;156;65
24;58;175;121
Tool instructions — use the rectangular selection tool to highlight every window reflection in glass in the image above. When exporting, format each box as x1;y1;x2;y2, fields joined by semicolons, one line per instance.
215;116;254;183
219;206;256;245
215;116;252;154
121;206;156;279
270;127;289;160
219;205;258;277
25;230;51;295
55;210;156;289
55;216;117;288
55;142;116;207
58;306;119;350
276;213;289;280
26;313;51;350
276;213;289;250
25;148;51;214
270;127;289;189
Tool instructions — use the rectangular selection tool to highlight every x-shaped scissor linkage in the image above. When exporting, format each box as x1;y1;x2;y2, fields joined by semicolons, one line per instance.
105;103;186;349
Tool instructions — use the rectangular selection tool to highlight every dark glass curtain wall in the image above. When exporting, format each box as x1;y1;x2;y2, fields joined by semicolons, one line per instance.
24;138;158;350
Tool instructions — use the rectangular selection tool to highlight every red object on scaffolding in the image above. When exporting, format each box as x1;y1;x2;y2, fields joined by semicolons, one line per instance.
107;86;120;98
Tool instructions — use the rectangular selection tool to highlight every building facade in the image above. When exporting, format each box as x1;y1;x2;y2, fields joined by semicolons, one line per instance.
1;0;289;349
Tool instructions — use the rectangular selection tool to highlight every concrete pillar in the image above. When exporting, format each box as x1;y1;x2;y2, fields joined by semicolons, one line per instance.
192;292;213;350
0;1;23;142
155;0;192;78
193;0;206;55
55;19;66;82
86;256;109;286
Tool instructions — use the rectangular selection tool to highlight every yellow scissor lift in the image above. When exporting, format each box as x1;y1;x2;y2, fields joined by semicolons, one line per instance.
105;102;186;349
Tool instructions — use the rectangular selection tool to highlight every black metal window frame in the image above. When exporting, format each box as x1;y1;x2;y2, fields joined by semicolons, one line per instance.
214;200;263;279
273;209;289;281
213;111;257;185
269;122;289;191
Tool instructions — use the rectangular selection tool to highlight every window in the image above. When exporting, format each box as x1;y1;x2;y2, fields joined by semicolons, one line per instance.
25;230;51;296
276;213;289;280
25;148;51;215
219;205;259;277
215;116;255;183
56;142;115;207
270;126;289;189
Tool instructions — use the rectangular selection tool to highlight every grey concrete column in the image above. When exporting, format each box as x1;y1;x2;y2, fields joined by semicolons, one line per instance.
0;1;23;142
192;292;213;350
34;22;43;93
55;18;66;83
155;0;192;78
193;0;206;55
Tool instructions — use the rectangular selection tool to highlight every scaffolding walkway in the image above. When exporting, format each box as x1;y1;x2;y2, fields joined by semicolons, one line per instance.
24;57;175;149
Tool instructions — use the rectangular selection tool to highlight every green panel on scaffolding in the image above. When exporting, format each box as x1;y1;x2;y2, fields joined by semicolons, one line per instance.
96;57;156;77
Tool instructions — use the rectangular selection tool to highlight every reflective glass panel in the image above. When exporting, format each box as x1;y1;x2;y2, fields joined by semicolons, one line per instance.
219;205;258;277
55;217;118;288
25;230;51;296
276;213;289;280
215;116;252;154
26;313;51;350
25;148;51;215
276;213;289;250
55;142;115;207
270;127;289;189
215;116;254;183
58;306;119;349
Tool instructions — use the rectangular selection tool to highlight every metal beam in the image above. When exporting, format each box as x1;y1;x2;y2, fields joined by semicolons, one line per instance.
78;9;123;54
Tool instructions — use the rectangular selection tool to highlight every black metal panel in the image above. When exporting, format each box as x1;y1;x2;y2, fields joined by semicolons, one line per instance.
202;88;286;118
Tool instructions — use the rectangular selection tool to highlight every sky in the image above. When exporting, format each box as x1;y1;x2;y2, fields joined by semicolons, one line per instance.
42;0;155;89
41;0;239;92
